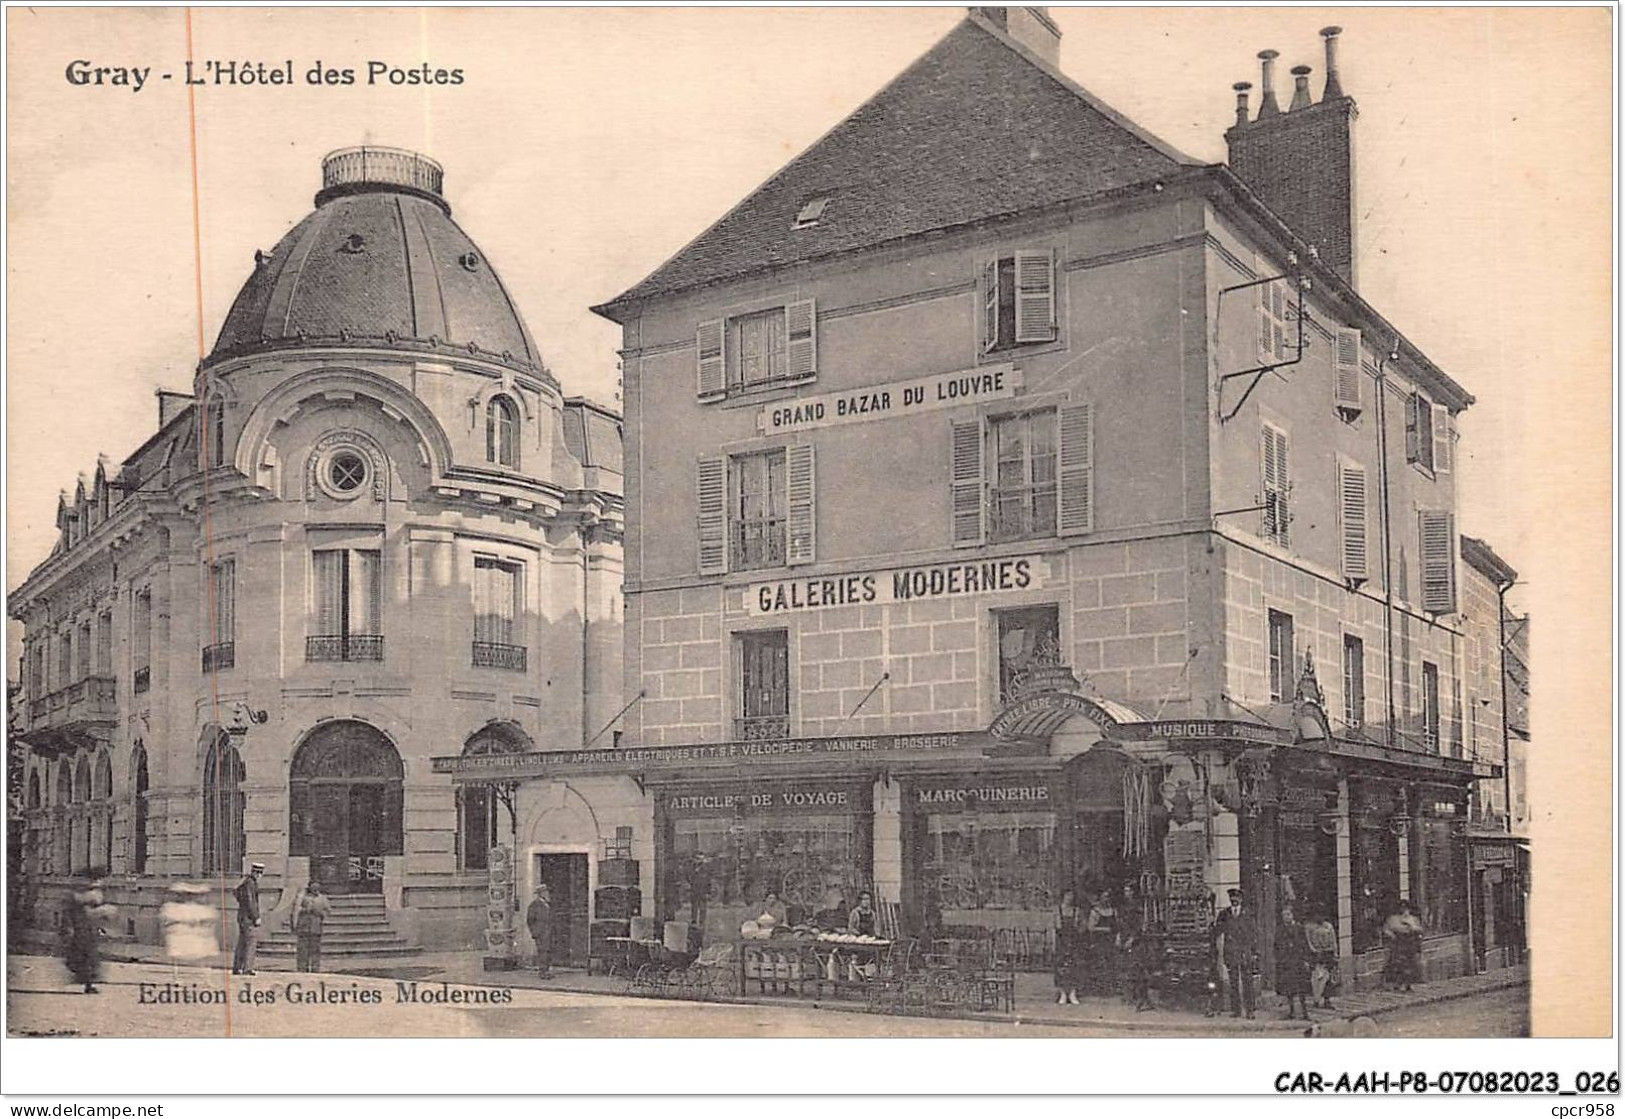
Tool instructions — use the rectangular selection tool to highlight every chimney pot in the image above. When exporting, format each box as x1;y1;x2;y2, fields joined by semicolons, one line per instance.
1257;50;1281;118
1290;64;1313;111
1232;81;1253;128
1320;25;1345;100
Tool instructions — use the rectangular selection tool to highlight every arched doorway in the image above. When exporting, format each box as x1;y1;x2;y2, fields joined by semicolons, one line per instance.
203;731;246;876
289;721;404;894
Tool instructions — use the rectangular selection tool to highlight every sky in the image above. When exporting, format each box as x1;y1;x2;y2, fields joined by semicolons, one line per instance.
6;5;1610;614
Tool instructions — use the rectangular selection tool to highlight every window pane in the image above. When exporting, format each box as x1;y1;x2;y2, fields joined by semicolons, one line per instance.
352;551;381;635
312;551;344;636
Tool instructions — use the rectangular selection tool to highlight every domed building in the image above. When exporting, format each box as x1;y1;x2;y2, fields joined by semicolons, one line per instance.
10;148;625;956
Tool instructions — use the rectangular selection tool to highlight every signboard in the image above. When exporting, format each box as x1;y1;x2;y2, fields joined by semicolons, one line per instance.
660;779;869;818
748;555;1046;617
756;363;1019;435
431;730;990;783
1162;828;1211;937
908;776;1053;811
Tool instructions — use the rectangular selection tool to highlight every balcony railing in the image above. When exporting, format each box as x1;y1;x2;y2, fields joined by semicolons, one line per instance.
730;520;786;571
471;642;527;671
306;634;385;662
735;715;790;741
29;676;118;728
202;643;235;673
133;666;151;694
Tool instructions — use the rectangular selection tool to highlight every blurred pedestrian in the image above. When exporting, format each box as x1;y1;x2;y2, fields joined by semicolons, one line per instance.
1305;911;1340;1009
64;876;115;994
1382;899;1424;992
526;883;553;978
160;882;218;973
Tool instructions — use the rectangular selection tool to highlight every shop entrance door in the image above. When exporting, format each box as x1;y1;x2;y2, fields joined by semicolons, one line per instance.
289;721;404;896
537;853;589;966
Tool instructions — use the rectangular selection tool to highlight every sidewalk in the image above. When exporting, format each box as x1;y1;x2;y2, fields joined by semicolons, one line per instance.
33;937;1526;1035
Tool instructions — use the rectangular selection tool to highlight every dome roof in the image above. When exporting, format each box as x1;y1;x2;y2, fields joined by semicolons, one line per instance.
206;147;543;376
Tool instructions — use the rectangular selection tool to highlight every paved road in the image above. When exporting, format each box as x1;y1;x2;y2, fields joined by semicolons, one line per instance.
6;956;1528;1039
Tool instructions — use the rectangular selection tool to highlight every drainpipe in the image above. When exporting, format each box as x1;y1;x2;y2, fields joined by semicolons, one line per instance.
1375;346;1398;748
582;530;592;746
1496;580;1516;828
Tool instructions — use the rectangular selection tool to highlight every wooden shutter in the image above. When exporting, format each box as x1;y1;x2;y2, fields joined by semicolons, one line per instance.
1258;279;1288;363
1261;424;1290;546
1418;510;1456;614
1274;281;1292;359
1275;427;1291;546
949;418;986;547
696;319;725;398
1432;404;1452;474
353;550;382;637
1014;250;1056;344
982;260;1000;352
785;443;816;566
696;455;729;574
1334;327;1362;412
1337;461;1369;581
312;551;343;637
1404;392;1422;463
784;299;817;380
1057;403;1094;536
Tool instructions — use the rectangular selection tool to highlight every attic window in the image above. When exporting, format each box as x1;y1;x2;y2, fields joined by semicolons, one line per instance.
793;196;831;230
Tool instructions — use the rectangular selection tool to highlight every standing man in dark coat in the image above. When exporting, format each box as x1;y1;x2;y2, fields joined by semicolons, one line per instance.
526;883;552;979
1212;887;1257;1019
231;863;265;976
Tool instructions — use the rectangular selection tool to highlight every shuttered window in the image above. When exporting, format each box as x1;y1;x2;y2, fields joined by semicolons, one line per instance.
730;450;788;570
697;456;729;574
1422;661;1441;750
1268;609;1295;702
1258;279;1291;364
1334;327;1362;414
982;251;1057;352
1418;510;1456;614
697;301;817;399
950;418;986;547
952;405;1091;546
1432;404;1452;474
785;444;816;566
1337;459;1369;582
1261;423;1291;546
1406;391;1436;471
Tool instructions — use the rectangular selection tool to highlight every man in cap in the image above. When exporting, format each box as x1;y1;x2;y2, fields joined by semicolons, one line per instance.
232;863;265;976
1211;887;1257;1018
526;883;553;979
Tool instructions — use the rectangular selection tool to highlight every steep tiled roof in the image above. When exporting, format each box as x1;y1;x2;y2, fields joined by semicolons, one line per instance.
596;14;1195;315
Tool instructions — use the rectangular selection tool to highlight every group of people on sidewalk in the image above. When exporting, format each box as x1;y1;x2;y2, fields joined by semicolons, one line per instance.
1052;883;1428;1020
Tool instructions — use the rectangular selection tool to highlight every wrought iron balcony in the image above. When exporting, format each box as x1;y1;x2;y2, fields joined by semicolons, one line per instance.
472;642;527;671
202;643;235;673
306;634;384;662
734;715;790;741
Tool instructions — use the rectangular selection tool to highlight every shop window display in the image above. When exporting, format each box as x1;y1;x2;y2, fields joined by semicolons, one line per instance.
1350;783;1402;952
921;810;1056;917
674;813;866;940
1415;813;1466;935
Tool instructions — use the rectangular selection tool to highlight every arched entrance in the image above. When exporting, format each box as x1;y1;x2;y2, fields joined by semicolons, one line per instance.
289;721;404;894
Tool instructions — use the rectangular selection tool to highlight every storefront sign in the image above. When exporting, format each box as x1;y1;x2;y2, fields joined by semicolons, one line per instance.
756;363;1019;435
431;730;989;782
661;781;866;817
748;555;1045;616
912;782;1051;809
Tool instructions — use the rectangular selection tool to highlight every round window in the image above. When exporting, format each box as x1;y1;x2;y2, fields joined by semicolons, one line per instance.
328;451;368;493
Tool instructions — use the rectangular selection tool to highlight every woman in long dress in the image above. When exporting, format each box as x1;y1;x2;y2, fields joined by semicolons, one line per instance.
1084;890;1120;997
64;878;115;994
1053;888;1084;1005
1382;899;1424;991
1274;905;1312;1019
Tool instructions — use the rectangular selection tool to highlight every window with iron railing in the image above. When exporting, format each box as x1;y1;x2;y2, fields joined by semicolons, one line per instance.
473;557;526;670
309;549;383;662
730;450;786;570
988;410;1057;542
736;629;789;740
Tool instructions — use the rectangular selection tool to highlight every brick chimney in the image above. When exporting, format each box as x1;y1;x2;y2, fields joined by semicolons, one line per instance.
1225;27;1358;288
972;6;1061;68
